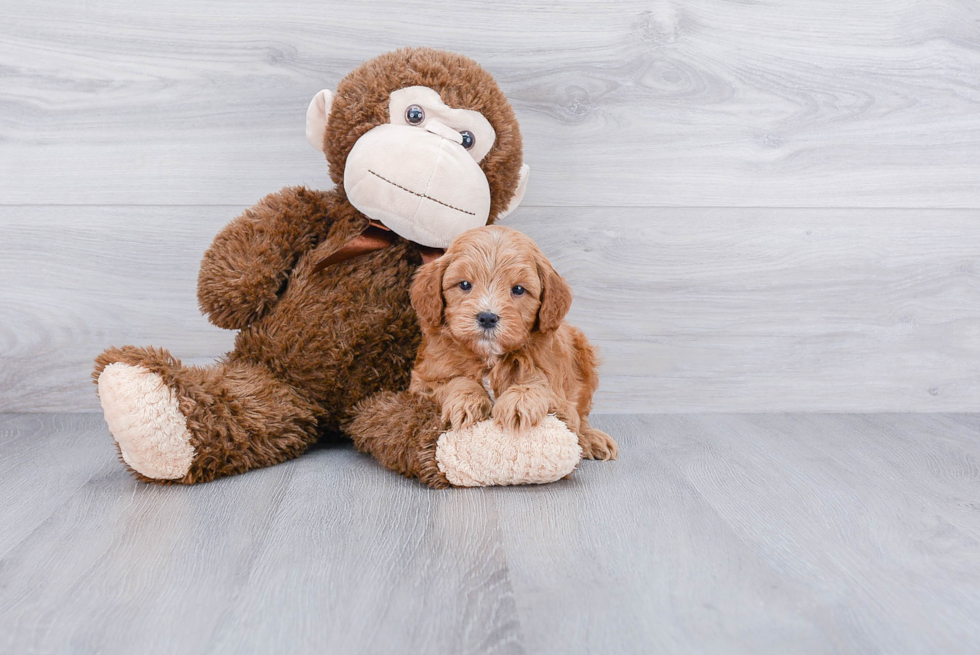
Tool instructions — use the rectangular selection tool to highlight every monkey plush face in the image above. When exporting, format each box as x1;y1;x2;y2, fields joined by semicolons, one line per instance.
305;49;530;248
342;86;498;245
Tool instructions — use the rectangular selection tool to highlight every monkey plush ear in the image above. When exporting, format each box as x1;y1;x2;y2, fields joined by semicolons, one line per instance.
410;255;452;330
536;258;572;333
496;164;530;221
306;89;335;153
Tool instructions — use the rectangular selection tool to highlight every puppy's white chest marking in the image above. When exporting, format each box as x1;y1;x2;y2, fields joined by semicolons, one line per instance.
482;374;496;402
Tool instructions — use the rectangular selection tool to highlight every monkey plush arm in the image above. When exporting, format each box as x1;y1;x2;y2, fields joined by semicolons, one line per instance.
197;186;339;329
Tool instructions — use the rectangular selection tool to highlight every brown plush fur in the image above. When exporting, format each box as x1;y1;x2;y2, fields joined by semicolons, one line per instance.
93;48;525;484
407;226;618;460
347;391;451;488
94;345;318;484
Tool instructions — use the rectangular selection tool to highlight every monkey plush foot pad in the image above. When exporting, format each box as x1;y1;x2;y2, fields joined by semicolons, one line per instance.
435;415;582;487
97;363;195;480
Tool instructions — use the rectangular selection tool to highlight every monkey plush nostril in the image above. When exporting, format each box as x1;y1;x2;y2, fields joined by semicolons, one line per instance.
477;312;499;330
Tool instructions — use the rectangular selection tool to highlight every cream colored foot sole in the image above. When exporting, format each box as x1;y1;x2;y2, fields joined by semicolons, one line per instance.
435;415;582;487
97;363;195;480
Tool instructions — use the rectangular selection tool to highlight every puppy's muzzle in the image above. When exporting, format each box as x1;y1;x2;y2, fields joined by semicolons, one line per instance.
477;311;499;331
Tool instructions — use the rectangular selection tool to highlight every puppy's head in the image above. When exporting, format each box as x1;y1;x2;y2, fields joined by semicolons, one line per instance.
411;225;572;356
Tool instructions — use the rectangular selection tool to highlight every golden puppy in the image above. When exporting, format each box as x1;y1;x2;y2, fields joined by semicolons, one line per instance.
409;225;618;461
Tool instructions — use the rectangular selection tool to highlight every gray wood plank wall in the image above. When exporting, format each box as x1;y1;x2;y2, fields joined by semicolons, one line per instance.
1;1;978;412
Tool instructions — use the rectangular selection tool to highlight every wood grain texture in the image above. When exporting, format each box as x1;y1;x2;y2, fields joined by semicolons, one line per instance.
1;412;978;653
1;0;979;206
0;206;235;412
496;413;980;654
2;205;977;413
2;1;979;412
0;414;121;558
0;414;522;655
521;207;980;412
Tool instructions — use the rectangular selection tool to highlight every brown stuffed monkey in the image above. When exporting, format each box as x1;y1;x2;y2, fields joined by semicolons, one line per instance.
94;48;583;488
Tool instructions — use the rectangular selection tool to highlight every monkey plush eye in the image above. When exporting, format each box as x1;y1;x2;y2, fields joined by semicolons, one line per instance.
511;285;526;296
460;131;475;150
459;280;472;291
405;105;425;125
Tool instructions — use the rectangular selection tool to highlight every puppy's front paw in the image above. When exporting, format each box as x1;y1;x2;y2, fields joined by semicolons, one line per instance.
492;385;550;434
441;391;493;431
580;427;619;461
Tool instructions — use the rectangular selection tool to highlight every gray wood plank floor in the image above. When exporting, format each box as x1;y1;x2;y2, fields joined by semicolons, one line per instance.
2;413;978;654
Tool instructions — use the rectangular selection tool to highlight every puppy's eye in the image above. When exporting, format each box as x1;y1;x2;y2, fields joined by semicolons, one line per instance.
405;105;425;125
458;280;472;291
511;285;526;296
460;131;475;150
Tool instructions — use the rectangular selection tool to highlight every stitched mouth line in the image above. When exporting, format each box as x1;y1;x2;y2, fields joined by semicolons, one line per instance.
367;169;476;216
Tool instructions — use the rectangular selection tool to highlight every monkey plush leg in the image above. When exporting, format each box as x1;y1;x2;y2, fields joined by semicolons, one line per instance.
347;391;582;488
346;392;452;488
93;346;317;484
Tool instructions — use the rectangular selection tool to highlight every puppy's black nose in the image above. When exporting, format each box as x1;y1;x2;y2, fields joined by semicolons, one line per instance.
477;311;499;330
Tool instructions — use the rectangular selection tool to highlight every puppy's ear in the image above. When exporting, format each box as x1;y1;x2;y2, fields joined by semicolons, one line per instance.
536;258;572;333
411;255;451;329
